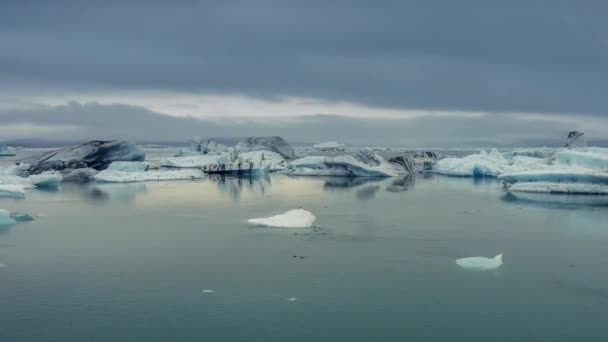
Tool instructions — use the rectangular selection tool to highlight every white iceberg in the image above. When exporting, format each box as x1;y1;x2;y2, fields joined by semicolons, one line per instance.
0;185;26;198
285;149;400;177
248;209;316;228
456;254;503;271
435;149;509;177
95;169;205;183
312;141;347;151
28;171;63;188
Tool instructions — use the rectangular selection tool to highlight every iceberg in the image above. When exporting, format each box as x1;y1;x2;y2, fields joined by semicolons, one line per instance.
28;171;63;188
248;209;316;228
62;168;98;182
435;149;508;177
236;136;296;159
161;153;231;168
456;254;503;271
94;169;205;183
285;149;401;177
17;140;145;174
174;137;229;157
564;131;587;149
0;185;26;198
0;144;16;156
162;150;287;175
312;141;347;151
106;161;150;172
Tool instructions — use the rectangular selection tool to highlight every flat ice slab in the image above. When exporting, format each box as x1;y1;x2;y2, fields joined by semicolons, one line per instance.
248;209;316;228
0;185;26;198
456;254;503;271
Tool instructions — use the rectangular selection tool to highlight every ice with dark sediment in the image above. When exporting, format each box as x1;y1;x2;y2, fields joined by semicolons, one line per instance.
16;140;145;174
284;149;403;177
236;136;296;159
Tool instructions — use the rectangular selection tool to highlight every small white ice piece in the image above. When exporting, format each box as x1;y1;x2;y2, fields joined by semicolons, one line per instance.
248;209;316;228
456;253;503;271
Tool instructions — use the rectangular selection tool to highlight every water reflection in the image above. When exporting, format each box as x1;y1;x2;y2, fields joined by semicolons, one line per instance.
356;184;381;200
386;175;415;192
210;174;271;201
321;176;384;190
501;191;608;209
89;183;148;203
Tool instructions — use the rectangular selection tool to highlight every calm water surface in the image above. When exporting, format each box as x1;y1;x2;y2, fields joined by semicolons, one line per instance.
1;153;608;341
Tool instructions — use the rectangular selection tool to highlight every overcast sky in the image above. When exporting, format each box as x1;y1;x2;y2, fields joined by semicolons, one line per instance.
1;1;607;146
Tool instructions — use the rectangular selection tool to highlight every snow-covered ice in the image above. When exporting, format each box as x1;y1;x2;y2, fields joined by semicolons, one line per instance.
248;209;316;228
435;149;509;177
456;254;503;271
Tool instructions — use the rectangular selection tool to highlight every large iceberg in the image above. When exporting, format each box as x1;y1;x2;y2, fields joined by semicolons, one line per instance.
17;140;145;174
285;149;401;177
499;147;608;194
95;161;205;183
0;144;16;156
248;209;316;228
236;136;296;159
435;149;509;177
162;150;287;174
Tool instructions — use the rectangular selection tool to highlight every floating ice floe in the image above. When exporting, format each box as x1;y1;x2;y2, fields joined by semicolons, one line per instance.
94;168;205;183
434;149;509;177
456;254;503;271
285;149;401;177
0;209;34;225
248;209;316;228
312;141;347;151
0;166;62;189
0;185;26;198
499;147;608;194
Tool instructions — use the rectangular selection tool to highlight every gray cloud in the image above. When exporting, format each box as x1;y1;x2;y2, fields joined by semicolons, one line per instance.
0;102;599;147
2;1;608;115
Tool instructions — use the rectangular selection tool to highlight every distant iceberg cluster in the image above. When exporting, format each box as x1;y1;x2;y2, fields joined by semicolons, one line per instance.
433;132;608;195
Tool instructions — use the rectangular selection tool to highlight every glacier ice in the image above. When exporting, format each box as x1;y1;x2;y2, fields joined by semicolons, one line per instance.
236;136;296;159
0;144;16;156
95;169;205;183
0;185;26;198
312;141;347;151
28;171;63;189
456;254;503;271
161;153;231;168
435;149;509;177
161;150;287;174
106;161;150;172
248;209;316;228
285;149;401;177
0;209;17;225
17;140;145;174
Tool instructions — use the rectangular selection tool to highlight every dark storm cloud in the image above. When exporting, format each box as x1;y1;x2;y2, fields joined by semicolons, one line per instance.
2;0;608;115
0;102;589;146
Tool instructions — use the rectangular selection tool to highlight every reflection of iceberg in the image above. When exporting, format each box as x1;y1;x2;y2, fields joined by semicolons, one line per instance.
456;254;502;271
356;185;380;200
386;175;415;192
321;176;384;190
210;174;272;200
248;209;316;228
90;183;147;202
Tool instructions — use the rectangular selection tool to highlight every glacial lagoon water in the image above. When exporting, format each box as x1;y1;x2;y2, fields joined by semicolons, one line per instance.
1;152;608;341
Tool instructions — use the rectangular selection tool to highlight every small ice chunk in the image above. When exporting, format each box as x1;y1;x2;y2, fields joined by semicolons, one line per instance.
29;171;63;188
0;209;17;225
456;254;503;271
287;297;297;301
248;209;316;228
202;289;214;293
0;263;6;268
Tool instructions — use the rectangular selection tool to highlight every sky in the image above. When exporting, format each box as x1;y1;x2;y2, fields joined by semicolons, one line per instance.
1;1;607;146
